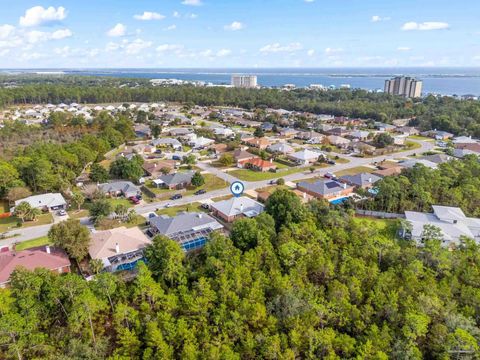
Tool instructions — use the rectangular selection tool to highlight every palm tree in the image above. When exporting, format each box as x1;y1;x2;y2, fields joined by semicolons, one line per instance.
14;201;32;223
27;207;42;222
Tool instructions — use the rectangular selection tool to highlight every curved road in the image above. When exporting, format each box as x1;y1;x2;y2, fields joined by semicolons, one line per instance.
1;139;434;246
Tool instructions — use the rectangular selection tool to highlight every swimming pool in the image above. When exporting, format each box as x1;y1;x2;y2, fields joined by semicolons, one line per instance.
329;197;349;205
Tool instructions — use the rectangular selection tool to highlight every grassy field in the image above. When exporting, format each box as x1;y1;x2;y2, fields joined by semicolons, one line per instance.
145;174;228;197
67;209;89;219
335;166;376;177
155;202;205;217
352;217;399;237
0;213;54;233
404;140;423;150
106;198;134;208
228;166;314;181
408;135;434;141
15;236;51;251
211;194;233;202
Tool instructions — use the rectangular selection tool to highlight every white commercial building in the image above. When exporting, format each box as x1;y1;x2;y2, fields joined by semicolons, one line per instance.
231;75;258;88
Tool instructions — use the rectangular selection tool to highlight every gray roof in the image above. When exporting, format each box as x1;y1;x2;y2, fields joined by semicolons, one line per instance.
400;159;438;169
211;196;264;218
267;142;294;154
98;181;140;195
14;193;66;209
298;179;350;196
289;149;323;161
420;153;452;164
157;171;194;186
340;172;381;187
150;212;223;239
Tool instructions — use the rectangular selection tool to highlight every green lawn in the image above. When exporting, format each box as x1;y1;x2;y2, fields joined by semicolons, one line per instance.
352;217;399;237
0;213;54;233
335;166;376;177
404;140;422;150
68;209;89;219
106;198;134;208
15;236;51;251
145;173;228;197
155;202;205;217
408;135;434;141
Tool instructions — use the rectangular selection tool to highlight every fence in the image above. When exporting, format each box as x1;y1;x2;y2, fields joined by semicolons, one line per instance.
355;209;405;219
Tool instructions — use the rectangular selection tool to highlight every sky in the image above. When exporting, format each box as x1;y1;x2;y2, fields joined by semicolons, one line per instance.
0;0;479;68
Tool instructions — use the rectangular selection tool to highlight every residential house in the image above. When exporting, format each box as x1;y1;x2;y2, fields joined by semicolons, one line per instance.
13;193;67;212
211;126;234;138
452;136;477;145
211;196;264;222
339;173;381;189
348;130;370;141
374;122;396;132
153;171;195;190
152;138;182;151
326;127;350;137
420;130;454;140
243;137;271;150
89;227;151;272
238;158;277;172
455;143;480;154
267;142;295;155
453;147;480;158
98;181;141;198
420;153;453;165
0;246;70;288
190;136;215;149
150;212;223;251
399;159;438;169
396;126;419;136
233;149;259;166
288;149;324;165
373;167;403;178
327;135;351;148
261;122;274;131
143;160;176;177
402;206;480;247
134;124;151;138
296;130;325;144
279;128;299;138
209;143;229;155
297;179;354;201
169;128;193;137
350;142;376;155
393;134;408;145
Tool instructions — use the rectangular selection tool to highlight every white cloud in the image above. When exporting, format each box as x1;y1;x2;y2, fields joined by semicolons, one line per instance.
134;12;165;21
186;13;198;19
125;39;152;55
107;23;127;37
173;11;181;18
307;49;315;56
182;0;203;6
304;0;315;2
50;29;73;40
20;6;67;27
260;42;303;53
216;49;231;57
157;44;184;52
0;25;15;39
165;25;177;31
0;49;10;57
397;46;411;51
401;21;449;31
325;47;343;55
224;21;244;31
371;15;390;22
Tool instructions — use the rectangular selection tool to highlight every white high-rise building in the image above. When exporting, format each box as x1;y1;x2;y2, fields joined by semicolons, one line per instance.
231;75;258;88
384;76;423;98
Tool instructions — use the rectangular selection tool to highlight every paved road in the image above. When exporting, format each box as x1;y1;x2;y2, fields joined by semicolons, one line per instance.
1;139;433;246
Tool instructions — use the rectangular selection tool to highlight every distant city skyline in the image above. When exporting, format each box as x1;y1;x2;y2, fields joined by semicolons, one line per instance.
0;0;479;68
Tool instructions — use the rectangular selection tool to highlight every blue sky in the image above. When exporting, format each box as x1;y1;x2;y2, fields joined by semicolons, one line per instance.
0;0;478;68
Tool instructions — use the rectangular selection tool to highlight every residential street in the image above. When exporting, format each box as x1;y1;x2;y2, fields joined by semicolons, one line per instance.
1;139;433;246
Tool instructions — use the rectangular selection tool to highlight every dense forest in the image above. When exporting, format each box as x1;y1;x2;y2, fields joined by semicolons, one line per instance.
1;190;480;359
366;155;480;217
1;76;480;136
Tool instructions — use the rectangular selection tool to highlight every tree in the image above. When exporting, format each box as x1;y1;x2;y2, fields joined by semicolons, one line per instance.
25;207;41;222
89;163;110;183
160;167;170;175
151;124;162;138
254;127;264;138
144;235;186;286
6;186;31;204
276;178;285;185
0;161;20;198
90;259;104;275
219;153;234;167
14;201;31;223
182;154;196;165
110;157;144;183
114;204;129;221
89;199;112;222
373;133;394;148
70;191;85;212
191;172;205;187
48;219;91;261
230;218;259;251
265;189;306;230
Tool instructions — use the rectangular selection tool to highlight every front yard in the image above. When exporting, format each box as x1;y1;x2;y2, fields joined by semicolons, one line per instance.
0;213;54;233
228;163;328;182
155;202;205;217
335;166;376;177
15;236;51;251
144;173;228;198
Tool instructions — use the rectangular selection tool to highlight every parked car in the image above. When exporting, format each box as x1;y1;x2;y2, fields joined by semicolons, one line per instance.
201;203;210;210
327;160;336;165
268;180;277;185
146;230;154;238
324;172;336;179
172;155;181;161
57;210;67;216
194;189;206;195
129;196;140;204
170;194;183;200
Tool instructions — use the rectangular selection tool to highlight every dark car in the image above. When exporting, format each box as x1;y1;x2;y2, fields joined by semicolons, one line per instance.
201;203;210;210
170;194;183;200
146;230;154;238
194;189;207;195
129;196;140;204
327;160;336;165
